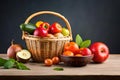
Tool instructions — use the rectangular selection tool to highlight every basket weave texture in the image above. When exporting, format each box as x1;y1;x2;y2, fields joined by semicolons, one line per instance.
22;11;72;62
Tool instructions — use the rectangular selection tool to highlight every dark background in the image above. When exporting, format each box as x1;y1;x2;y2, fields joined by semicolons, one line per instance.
0;0;120;53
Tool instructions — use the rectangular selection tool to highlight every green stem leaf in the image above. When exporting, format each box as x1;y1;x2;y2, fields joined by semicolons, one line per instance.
80;40;91;48
75;34;83;46
53;67;64;71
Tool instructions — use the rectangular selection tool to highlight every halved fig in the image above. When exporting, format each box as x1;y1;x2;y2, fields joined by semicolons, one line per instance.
16;49;31;63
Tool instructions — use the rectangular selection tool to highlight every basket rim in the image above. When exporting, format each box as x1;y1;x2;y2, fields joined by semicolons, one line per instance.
22;11;73;41
24;33;71;41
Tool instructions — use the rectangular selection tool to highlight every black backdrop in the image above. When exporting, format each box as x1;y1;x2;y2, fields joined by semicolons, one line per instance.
0;0;120;53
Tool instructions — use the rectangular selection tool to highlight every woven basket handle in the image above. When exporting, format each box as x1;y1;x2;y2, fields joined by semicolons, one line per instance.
23;11;72;40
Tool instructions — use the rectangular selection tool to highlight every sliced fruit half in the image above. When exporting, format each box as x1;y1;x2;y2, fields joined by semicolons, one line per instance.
16;49;31;63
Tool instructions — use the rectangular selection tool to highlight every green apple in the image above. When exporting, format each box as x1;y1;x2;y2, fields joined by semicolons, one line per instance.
61;28;69;36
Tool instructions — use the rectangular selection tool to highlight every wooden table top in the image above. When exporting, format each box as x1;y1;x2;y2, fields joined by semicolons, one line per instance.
0;54;120;80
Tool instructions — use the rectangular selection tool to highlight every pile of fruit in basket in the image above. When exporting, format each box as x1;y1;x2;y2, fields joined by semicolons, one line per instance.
20;21;70;38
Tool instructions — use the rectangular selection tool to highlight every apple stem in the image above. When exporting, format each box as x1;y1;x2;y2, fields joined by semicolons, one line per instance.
11;39;14;45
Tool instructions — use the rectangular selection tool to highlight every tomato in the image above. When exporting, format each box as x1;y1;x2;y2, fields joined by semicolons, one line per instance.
50;22;62;34
44;59;53;66
64;42;79;54
76;48;92;56
52;57;60;64
63;51;74;56
35;21;43;28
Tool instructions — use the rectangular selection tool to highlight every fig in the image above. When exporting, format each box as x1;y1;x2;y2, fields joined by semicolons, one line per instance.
7;40;22;59
16;49;31;63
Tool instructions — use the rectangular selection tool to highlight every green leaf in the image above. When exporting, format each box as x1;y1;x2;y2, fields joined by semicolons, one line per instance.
75;34;83;46
53;67;64;71
4;59;15;69
16;61;30;70
80;40;91;48
0;58;7;66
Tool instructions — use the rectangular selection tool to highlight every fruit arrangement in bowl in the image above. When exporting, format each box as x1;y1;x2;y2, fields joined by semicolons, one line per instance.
60;34;109;67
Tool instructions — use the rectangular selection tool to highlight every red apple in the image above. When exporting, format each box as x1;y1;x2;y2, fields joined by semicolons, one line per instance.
33;28;40;36
34;27;48;37
50;22;62;34
76;48;92;56
90;42;109;63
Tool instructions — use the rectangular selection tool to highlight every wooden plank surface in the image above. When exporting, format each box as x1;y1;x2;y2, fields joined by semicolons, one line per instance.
0;54;120;76
0;54;120;80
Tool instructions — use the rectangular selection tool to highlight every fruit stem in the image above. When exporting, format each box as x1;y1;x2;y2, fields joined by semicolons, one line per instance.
11;39;14;45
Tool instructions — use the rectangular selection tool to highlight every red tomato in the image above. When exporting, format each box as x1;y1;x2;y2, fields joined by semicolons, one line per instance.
64;42;79;54
50;22;62;34
76;48;92;56
44;58;53;66
52;57;60;64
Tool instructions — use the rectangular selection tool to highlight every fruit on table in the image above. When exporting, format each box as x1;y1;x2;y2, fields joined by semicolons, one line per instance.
44;57;60;66
52;57;60;64
20;23;36;34
35;21;43;28
64;42;79;54
7;41;22;59
50;22;62;34
76;48;92;56
16;49;31;63
61;27;69;36
90;42;109;63
34;27;48;37
44;58;53;66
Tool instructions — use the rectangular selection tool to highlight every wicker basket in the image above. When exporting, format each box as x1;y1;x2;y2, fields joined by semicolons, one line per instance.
22;11;73;62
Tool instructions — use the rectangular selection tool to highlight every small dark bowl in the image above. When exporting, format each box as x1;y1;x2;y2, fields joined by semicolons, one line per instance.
60;55;93;67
